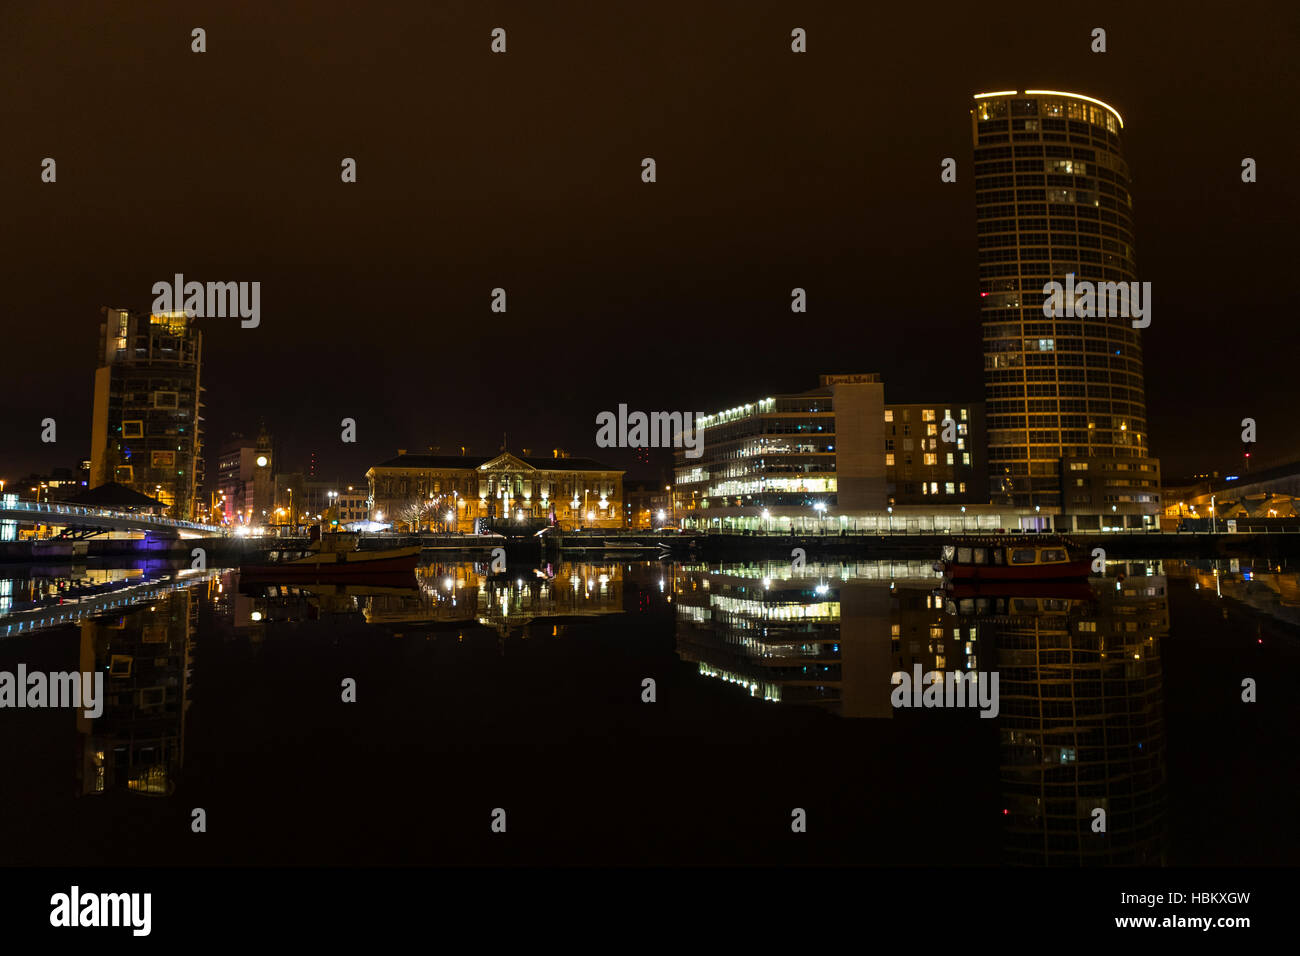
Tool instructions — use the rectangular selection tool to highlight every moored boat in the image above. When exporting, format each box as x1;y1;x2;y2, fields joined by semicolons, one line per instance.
240;531;419;581
938;538;1090;581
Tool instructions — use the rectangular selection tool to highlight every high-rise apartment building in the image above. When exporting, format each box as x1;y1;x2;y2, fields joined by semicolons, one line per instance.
971;90;1160;525
89;308;204;519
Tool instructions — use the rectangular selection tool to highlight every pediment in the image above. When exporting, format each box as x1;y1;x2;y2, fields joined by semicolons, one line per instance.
478;452;537;473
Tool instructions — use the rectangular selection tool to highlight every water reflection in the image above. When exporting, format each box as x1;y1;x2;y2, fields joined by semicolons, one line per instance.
76;586;198;797
671;558;1171;864
232;559;627;636
0;554;1295;865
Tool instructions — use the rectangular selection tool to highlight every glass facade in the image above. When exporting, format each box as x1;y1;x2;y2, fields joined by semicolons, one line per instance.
972;91;1151;510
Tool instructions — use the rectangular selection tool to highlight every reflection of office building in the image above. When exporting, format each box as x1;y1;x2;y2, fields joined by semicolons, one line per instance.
89;308;204;519
76;588;196;796
970;91;1160;525
974;568;1168;864
367;450;624;530
673;562;898;717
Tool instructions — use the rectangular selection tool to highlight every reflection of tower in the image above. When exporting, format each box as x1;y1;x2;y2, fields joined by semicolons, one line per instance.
984;569;1168;864
76;588;196;796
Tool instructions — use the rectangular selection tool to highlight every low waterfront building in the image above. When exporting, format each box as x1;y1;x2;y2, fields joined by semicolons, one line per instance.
366;449;625;531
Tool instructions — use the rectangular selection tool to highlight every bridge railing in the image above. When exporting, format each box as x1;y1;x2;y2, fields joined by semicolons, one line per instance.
0;499;226;534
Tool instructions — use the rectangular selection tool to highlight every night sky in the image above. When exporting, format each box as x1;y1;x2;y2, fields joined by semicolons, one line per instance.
2;0;1297;485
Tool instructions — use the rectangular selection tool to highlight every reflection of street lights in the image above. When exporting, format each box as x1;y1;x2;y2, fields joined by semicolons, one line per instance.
887;505;893;533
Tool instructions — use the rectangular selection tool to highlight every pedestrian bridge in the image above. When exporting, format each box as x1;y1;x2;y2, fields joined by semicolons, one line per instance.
0;499;226;537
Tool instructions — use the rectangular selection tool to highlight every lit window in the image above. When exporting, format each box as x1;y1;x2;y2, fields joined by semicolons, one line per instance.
885;453;895;466
924;453;937;466
929;482;938;494
945;482;955;495
946;453;954;465
922;409;936;422
884;410;894;422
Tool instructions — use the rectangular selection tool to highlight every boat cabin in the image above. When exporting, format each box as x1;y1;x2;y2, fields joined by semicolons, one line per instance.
944;544;1072;568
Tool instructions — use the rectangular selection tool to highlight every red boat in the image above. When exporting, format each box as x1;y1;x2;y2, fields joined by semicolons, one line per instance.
940;540;1090;581
240;531;419;581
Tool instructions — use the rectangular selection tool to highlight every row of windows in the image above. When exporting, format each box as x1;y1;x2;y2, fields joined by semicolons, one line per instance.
883;408;969;423
977;98;1121;133
980;266;1133;284
977;132;1118;149
885;452;973;467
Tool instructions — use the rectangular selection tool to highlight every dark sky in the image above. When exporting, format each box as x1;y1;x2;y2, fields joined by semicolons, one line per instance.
2;0;1297;486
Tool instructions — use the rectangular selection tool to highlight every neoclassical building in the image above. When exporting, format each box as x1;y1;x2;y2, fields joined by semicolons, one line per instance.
366;450;625;531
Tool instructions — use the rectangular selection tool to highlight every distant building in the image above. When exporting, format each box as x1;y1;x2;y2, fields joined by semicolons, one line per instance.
367;449;624;531
294;480;369;525
89;308;204;519
15;466;89;503
624;480;672;528
214;427;274;527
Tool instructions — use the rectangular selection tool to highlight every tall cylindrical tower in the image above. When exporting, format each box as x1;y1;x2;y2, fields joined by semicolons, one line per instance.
971;90;1152;513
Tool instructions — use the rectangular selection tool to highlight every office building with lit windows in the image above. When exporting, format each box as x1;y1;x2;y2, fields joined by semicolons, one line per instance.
672;375;1039;531
89;308;204;519
884;402;986;505
971;90;1160;527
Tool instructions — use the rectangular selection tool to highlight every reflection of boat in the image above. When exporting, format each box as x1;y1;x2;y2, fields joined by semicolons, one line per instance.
240;531;419;581
947;579;1096;601
238;578;419;597
939;539;1089;581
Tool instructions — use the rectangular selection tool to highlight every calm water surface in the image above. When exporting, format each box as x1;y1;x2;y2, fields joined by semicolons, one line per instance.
1;556;1296;866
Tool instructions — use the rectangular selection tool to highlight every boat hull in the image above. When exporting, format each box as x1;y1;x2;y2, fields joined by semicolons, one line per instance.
944;559;1091;581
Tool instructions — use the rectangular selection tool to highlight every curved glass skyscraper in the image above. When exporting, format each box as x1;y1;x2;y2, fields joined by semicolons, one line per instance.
971;90;1159;524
